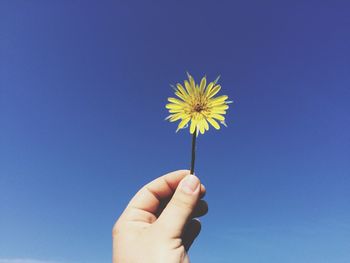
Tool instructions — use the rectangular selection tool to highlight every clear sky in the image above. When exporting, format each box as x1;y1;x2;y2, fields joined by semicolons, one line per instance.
1;1;350;263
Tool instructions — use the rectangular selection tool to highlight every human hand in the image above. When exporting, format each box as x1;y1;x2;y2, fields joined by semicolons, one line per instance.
112;170;208;263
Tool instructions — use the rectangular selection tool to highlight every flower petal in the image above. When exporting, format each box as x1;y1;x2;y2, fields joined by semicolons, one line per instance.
190;119;197;134
165;115;172;120
207;117;220;130
175;91;187;101
176;83;189;97
208;95;228;105
176;117;191;132
169;109;185;113
166;103;184;110
204;82;214;97
169;113;184;122
199;77;207;93
207;85;221;99
213;75;221;84
211;113;225;121
188;74;196;90
211;104;229;111
198;120;205;134
210;109;227;114
202;118;209;131
220;120;228;127
168;97;185;104
184;80;193;96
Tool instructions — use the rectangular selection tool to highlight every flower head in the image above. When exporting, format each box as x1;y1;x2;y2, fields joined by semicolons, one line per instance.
165;73;231;136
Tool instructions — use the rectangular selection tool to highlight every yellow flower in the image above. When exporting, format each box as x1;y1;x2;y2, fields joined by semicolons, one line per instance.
165;73;231;135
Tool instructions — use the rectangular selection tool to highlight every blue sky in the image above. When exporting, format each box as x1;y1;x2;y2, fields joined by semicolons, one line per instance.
1;0;349;262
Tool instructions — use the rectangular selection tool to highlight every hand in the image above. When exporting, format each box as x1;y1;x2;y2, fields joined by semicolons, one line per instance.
112;170;208;263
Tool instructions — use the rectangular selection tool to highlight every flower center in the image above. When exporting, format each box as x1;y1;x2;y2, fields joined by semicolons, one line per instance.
194;104;204;112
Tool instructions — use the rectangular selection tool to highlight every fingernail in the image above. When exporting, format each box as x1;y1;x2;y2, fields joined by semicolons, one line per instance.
181;174;200;194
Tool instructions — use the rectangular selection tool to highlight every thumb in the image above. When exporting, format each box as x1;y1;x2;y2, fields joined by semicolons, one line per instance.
156;174;201;238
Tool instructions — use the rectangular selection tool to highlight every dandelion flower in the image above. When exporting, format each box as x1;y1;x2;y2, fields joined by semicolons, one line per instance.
165;73;231;136
165;73;232;174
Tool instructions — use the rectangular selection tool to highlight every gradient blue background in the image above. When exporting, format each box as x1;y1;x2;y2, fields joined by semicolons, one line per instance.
1;1;350;263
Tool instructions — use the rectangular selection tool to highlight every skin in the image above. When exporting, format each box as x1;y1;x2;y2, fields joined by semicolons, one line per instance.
112;170;208;263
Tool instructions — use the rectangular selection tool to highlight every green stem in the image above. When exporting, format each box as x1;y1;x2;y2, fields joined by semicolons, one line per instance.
190;128;197;174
